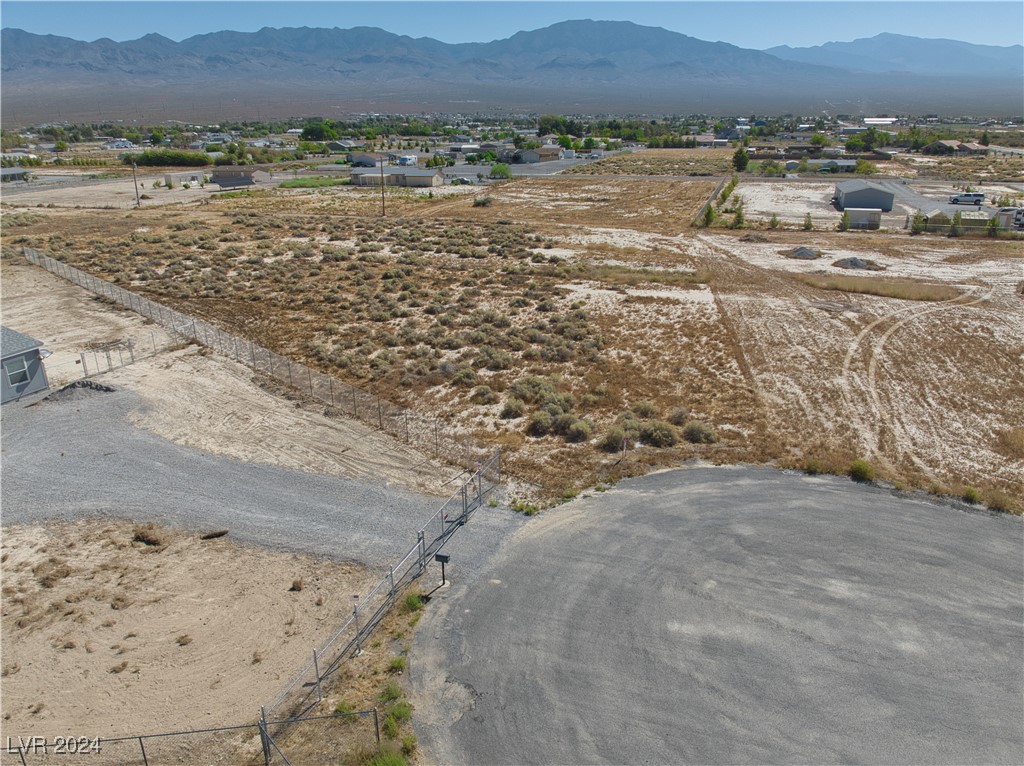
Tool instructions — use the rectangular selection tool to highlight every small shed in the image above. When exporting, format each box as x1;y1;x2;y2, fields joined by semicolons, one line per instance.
2;326;50;404
211;167;256;187
1;167;30;182
959;211;991;230
922;209;951;232
834;180;894;212
163;171;204;188
844;208;883;230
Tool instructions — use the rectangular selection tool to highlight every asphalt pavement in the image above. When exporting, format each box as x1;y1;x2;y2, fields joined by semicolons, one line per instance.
0;386;525;572
410;465;1023;765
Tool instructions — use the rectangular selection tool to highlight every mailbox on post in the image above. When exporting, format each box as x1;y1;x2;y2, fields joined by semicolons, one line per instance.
435;553;450;585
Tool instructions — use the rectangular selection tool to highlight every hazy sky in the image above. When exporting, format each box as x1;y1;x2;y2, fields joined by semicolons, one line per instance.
2;1;1023;49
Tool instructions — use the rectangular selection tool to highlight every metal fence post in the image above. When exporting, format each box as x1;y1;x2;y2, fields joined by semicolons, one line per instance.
388;567;395;598
373;708;381;747
462;484;468;518
287;361;293;387
313;649;322;702
417;531;426;573
138;736;149;766
329;377;334;407
353;604;362;655
80;352;89;377
307;367;313;397
259;706;271;766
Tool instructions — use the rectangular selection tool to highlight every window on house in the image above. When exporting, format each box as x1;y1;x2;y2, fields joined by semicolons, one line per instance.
5;357;29;386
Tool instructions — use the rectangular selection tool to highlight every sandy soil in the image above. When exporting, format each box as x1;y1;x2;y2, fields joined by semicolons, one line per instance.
0;252;454;751
0;519;372;739
1;257;450;495
2;171;219;209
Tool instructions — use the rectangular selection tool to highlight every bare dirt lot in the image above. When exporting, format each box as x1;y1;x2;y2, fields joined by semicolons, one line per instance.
0;520;371;738
1;255;460;759
1;163;1022;766
3;173;1021;511
1;256;450;494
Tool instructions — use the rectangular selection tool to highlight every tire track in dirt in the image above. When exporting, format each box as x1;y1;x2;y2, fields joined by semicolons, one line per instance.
841;285;994;474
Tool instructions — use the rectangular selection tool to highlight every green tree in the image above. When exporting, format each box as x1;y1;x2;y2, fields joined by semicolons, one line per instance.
702;205;716;227
810;133;829;147
803;212;813;230
838;211;850;231
732;147;749;171
986;216;1000;237
949;211;963;237
302;121;337;142
490;163;512;179
910;211;926;235
855;159;878;175
769;213;780;229
53;140;68;155
980;130;990;146
845;136;866;153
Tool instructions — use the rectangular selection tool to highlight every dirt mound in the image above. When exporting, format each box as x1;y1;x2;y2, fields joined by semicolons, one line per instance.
740;233;768;243
785;246;820;260
832;257;885;271
42;379;115;402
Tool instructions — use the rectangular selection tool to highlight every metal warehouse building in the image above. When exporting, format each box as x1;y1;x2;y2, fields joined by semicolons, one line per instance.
834;180;895;212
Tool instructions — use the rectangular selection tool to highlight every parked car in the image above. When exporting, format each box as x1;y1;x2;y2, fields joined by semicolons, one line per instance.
949;192;984;205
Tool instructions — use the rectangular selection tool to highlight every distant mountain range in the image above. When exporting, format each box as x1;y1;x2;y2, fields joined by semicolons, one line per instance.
1;20;1021;125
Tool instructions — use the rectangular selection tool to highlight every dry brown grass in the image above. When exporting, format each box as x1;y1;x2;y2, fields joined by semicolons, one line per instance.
895;153;1024;182
994;427;1024;461
565;148;735;177
7;177;1021;509
792;274;962;302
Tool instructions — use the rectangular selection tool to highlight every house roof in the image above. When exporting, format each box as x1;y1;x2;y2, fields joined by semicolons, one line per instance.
350;168;442;177
836;180;888;193
923;209;950;220
1;326;43;359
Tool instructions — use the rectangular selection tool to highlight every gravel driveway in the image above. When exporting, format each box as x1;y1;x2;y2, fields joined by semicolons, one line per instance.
1;385;524;572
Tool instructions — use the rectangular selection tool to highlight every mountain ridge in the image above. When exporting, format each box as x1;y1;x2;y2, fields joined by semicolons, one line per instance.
1;21;1020;124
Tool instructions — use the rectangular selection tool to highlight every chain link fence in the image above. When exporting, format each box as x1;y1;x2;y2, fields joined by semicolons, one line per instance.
22;246;489;470
2;454;499;766
3;711;378;766
14;248;505;764
262;450;501;731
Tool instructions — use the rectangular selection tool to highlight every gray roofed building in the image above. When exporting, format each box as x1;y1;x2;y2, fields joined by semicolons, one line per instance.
2;326;49;404
834;180;894;212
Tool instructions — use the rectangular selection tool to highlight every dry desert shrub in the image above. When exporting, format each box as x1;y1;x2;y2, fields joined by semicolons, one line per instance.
994;428;1024;461
793;274;960;302
132;524;165;547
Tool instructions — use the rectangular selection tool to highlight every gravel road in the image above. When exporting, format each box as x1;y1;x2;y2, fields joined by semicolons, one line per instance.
411;464;1023;765
0;385;525;573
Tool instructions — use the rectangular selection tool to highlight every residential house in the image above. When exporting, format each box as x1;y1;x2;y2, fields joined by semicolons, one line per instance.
349;168;444;187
